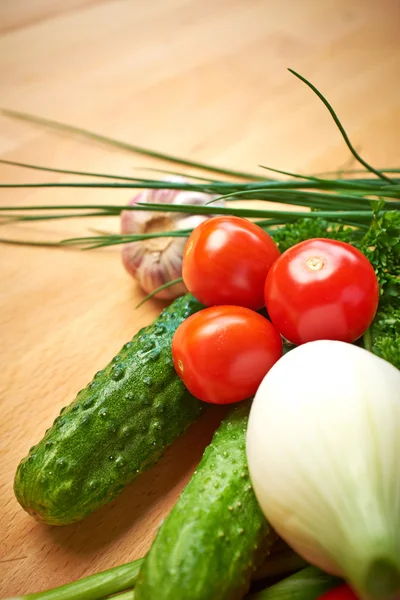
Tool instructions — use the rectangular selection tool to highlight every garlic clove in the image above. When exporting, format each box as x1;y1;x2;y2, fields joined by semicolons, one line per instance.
136;248;186;300
120;179;223;300
121;241;147;277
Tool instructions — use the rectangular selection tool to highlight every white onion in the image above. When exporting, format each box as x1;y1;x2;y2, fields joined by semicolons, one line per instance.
246;340;400;600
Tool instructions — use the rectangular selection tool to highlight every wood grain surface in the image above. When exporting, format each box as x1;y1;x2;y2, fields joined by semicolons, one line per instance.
1;0;399;596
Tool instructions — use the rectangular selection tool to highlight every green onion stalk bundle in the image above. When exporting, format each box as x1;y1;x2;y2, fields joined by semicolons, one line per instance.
0;70;399;250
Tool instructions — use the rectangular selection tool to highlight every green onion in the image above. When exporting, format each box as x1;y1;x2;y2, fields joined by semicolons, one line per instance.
248;567;340;600
8;559;143;600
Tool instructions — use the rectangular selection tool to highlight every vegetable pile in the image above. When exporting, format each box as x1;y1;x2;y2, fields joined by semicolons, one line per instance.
2;70;400;600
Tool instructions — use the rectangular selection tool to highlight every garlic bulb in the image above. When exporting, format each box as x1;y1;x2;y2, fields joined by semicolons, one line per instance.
120;178;222;300
246;341;400;600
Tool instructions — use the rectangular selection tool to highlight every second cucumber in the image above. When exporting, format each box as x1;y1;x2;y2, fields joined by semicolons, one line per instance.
136;400;274;600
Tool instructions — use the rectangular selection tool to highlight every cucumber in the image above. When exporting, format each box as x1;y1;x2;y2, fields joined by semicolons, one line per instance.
14;294;205;526
135;400;274;600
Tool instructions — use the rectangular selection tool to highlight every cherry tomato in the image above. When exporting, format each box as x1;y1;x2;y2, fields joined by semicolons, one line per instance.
182;216;280;310
264;238;379;346
318;585;358;600
172;305;282;404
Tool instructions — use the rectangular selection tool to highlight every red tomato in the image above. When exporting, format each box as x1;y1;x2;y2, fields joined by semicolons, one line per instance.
264;238;379;346
319;585;358;600
172;305;282;404
182;216;280;310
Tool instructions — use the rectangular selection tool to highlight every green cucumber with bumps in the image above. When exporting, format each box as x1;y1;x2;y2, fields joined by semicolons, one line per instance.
14;294;205;526
135;400;274;600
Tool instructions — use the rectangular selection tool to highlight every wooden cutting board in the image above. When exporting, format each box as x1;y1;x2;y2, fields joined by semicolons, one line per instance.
1;0;399;595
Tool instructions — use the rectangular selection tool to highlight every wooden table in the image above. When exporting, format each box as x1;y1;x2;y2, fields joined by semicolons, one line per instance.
1;0;399;596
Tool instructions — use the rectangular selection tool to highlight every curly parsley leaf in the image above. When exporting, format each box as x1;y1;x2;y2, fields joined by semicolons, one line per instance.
359;210;400;301
369;302;400;369
270;218;363;254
